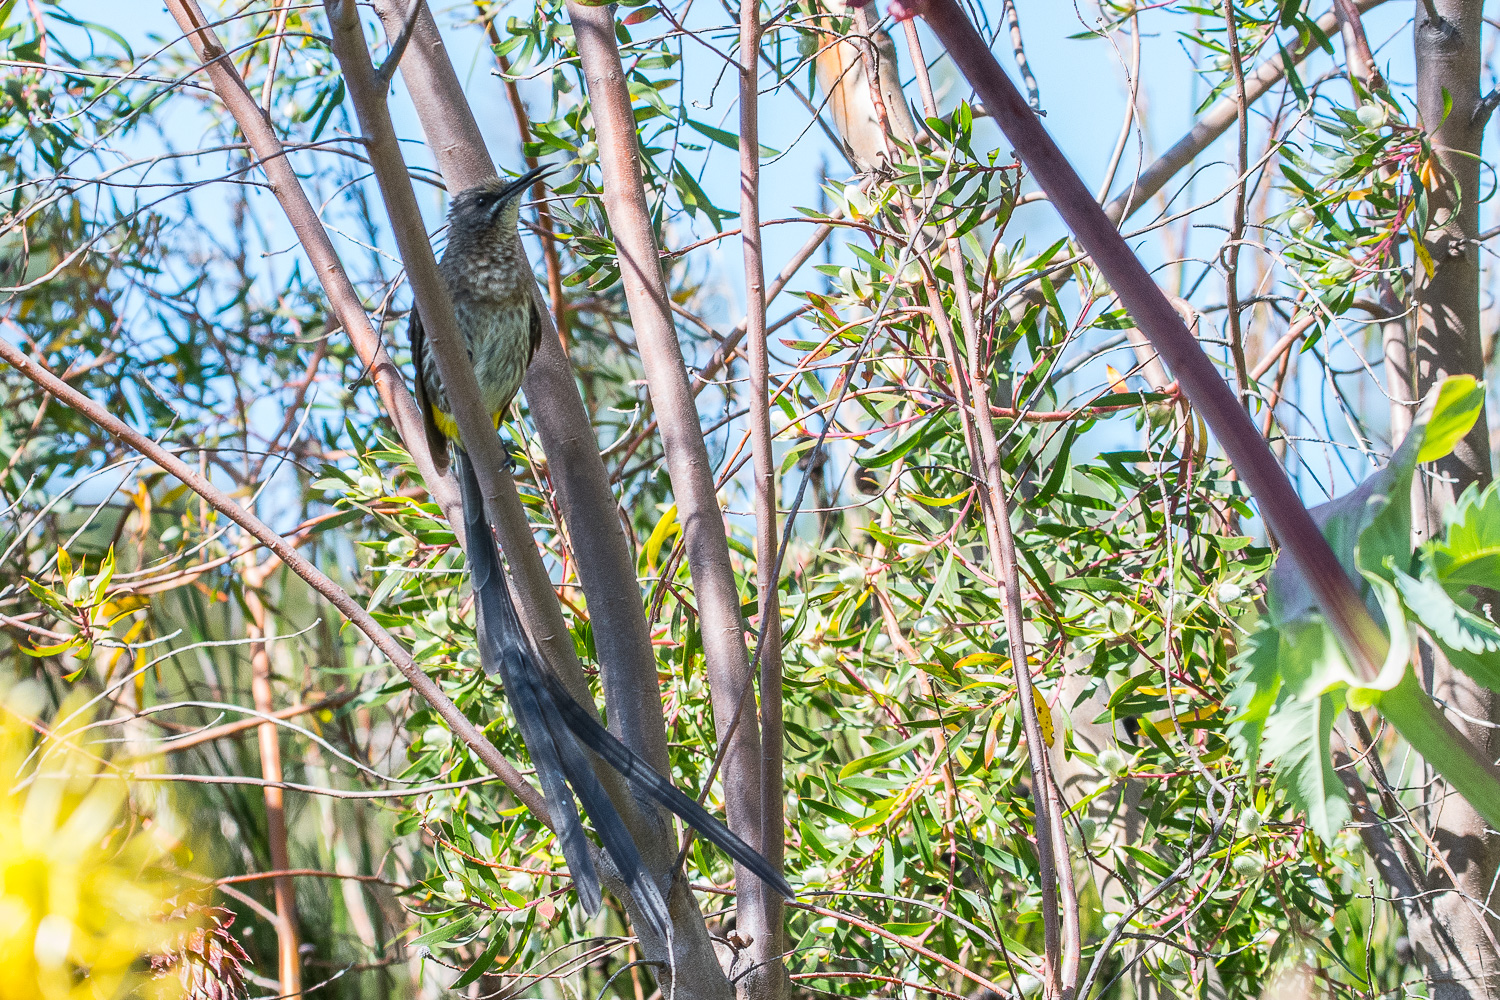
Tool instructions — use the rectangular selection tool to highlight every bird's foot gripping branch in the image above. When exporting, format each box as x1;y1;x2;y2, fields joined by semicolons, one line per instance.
1229;376;1500;839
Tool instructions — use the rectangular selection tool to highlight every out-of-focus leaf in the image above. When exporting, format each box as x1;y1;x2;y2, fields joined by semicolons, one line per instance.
1264;689;1348;841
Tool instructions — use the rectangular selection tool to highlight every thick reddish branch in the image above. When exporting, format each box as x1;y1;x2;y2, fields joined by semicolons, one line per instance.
897;0;1391;682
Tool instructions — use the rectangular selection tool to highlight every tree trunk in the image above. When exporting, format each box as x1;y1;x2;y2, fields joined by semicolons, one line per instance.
1407;2;1499;996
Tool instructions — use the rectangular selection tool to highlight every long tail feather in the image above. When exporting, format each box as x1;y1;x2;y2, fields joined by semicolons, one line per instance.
517;663;673;943
535;666;796;900
453;448;792;925
456;449;602;915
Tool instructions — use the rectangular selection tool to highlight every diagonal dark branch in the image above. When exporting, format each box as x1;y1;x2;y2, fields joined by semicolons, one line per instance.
903;0;1393;684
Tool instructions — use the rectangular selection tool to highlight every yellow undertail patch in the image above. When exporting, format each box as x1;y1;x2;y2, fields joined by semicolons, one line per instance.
432;408;505;444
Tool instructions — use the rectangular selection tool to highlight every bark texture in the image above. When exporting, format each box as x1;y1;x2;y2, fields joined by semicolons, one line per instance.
1408;2;1500;996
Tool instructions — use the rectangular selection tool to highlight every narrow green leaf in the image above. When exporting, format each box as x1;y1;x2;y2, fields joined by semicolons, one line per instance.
838;733;928;779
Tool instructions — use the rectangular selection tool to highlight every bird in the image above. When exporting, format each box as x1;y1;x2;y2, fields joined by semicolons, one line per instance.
409;166;794;944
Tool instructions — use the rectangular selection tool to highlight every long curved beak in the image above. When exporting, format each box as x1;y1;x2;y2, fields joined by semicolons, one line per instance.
498;163;557;201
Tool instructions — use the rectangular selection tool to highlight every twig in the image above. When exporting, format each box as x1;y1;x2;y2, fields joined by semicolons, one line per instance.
1330;731;1420;908
566;0;768;896
1102;0;1393;226
259;0;292;115
1220;0;1252;408
1332;0;1387;94
481;12;571;348
131;692;356;757
897;13;1078;991
1001;0;1041;114
375;0;422;85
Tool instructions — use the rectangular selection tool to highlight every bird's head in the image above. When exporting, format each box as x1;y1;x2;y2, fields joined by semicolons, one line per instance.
447;165;555;246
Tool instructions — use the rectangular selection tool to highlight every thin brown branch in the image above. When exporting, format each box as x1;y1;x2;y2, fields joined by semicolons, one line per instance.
242;555;300;997
738;0;786;992
898;12;1076;988
1333;0;1387;93
0;337;551;826
1220;0;1252;407
1330;731;1420;908
565;1;765;978
259;0;291;114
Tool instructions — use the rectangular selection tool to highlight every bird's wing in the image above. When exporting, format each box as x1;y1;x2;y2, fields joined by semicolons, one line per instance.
526;295;542;365
408;307;452;477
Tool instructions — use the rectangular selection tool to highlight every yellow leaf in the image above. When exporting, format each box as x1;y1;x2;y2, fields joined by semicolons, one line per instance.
1138;705;1220;738
905;490;971;508
1105;365;1128;394
1033;688;1054;747
1417;155;1439;191
1410;228;1435;281
983;710;1004;767
101;594;150;625
955;652;1008;670
643;504;679;570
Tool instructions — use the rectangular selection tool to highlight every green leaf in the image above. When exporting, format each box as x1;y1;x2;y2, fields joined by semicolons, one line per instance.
685;118;740;150
1392;567;1500;690
90;545;115;605
683;118;778;158
1416;375;1484;463
838;733;928;779
1225;627;1283;779
1430;482;1500;590
410;913;475;949
310;77;346;143
1393;567;1500;656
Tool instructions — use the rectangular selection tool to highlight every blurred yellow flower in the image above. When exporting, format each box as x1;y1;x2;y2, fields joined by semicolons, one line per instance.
0;679;189;1000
